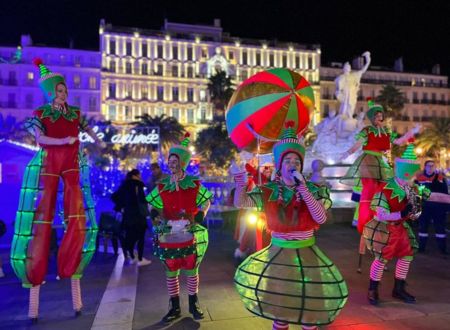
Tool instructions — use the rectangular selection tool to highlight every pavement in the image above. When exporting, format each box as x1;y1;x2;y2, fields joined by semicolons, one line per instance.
1;213;450;330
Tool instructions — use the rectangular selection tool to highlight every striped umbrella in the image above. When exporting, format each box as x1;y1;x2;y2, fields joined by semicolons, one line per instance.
226;68;315;154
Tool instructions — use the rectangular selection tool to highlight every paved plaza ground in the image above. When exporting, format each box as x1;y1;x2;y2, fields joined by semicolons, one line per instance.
1;216;449;330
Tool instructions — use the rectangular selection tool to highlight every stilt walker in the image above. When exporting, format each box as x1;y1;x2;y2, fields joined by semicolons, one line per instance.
232;122;348;330
10;58;103;322
340;98;421;234
146;133;213;322
363;144;450;305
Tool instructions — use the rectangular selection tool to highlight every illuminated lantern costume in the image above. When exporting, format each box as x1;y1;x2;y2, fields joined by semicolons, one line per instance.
10;59;98;321
146;133;213;322
233;122;348;330
363;144;430;305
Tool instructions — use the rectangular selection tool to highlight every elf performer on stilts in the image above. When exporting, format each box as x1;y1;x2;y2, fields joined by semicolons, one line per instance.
340;98;421;233
146;133;213;323
363;144;450;305
232;121;348;330
10;58;105;322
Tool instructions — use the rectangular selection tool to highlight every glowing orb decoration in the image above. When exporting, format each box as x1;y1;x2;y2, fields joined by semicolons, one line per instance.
226;68;315;153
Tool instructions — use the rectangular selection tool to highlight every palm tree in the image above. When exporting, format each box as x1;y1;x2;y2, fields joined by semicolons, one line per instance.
207;70;235;120
195;121;237;170
132;114;185;154
416;118;450;163
376;84;408;120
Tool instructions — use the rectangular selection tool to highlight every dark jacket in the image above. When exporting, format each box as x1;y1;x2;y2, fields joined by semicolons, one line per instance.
112;179;148;228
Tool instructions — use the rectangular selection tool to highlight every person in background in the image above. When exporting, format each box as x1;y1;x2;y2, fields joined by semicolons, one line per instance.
414;160;449;254
148;162;167;192
113;169;152;266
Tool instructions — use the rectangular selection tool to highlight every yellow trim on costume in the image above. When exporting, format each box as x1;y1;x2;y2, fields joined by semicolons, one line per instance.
62;168;80;174
32;220;53;224
41;173;60;177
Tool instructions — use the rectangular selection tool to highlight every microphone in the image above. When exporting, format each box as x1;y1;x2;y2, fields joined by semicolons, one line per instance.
290;169;303;185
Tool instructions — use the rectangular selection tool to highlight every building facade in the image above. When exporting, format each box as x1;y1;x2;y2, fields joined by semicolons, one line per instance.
320;61;450;134
99;19;322;135
0;35;101;121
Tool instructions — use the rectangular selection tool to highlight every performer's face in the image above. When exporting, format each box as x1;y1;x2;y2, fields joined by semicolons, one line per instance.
168;155;182;174
373;112;384;127
281;153;301;180
54;83;68;104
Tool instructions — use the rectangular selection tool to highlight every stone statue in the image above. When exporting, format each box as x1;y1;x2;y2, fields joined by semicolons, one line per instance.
312;109;339;154
335;51;371;119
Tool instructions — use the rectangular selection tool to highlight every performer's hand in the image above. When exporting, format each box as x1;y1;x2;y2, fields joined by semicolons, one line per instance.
411;123;422;135
362;51;371;58
229;160;243;175
63;136;77;145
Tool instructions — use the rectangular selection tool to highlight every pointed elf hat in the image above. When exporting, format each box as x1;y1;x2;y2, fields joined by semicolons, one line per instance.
33;58;66;102
366;97;384;122
395;143;420;181
169;132;192;170
273;120;305;171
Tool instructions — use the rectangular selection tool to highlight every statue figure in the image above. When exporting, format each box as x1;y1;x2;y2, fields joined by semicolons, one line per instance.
311;109;339;154
335;51;371;119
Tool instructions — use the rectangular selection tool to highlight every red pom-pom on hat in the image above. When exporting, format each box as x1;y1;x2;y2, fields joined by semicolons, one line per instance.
285;120;295;128
366;97;373;101
184;132;190;138
32;57;43;66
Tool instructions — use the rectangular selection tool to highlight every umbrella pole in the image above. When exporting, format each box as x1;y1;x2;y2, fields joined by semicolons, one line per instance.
257;136;262;184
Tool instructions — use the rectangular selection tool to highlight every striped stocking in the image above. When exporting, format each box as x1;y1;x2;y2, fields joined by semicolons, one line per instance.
187;274;199;295
395;258;411;280
28;285;40;319
273;320;289;330
166;276;180;297
370;259;386;281
71;278;83;311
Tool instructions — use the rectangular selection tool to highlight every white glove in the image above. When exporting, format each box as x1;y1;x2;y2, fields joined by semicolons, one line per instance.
229;160;243;175
411;123;421;135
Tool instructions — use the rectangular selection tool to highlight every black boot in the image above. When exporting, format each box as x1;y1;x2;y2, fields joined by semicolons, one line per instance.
418;235;428;253
392;278;416;303
367;279;380;305
188;294;204;320
436;237;448;255
162;296;181;323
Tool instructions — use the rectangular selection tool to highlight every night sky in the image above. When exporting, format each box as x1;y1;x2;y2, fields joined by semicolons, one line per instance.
1;0;449;75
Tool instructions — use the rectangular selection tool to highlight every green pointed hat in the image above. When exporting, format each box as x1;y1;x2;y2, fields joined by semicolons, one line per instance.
366;97;384;122
273;121;305;171
33;58;65;102
169;132;192;170
395;143;420;181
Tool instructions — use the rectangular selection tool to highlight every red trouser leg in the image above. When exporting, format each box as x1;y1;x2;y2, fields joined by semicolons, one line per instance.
357;178;384;234
57;170;86;278
26;174;59;285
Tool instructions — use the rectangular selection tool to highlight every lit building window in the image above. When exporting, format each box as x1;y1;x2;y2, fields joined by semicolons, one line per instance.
126;62;132;74
172;87;179;101
142;43;147;58
89;96;97;112
187;47;193;61
187;88;194;102
269;53;274;67
73;75;81;89
109;60;116;72
157;44;163;58
109;83;116;98
200;90;206;102
187;108;194;124
173;45;178;60
172;108;180;121
27;72;34;81
126;42;132;56
89;77;97;89
109;105;117;119
109;40;116;54
157;86;164;101
187;66;194;78
142;63;148;75
74;96;81;106
172;65;178;77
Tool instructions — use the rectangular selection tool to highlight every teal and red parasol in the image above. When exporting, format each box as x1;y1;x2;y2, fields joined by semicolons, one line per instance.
226;68;315;153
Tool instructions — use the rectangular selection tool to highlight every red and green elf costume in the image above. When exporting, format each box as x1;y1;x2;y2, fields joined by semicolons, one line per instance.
146;134;213;322
233;122;348;330
363;144;430;305
10;59;97;320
